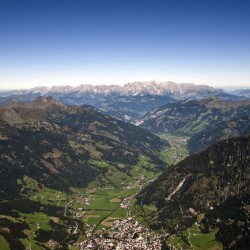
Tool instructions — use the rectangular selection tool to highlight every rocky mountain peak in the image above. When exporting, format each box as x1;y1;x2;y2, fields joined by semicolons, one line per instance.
31;96;64;109
1;81;223;97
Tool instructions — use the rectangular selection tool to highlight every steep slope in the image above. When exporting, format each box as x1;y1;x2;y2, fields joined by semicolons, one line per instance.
0;97;168;199
187;115;250;154
137;135;250;249
138;98;250;153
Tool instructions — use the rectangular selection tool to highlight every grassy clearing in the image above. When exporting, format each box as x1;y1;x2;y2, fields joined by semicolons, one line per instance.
90;188;139;201
0;236;9;250
85;214;100;219
90;159;110;168
0;215;21;223
87;196;118;210
19;176;69;207
101;217;120;227
80;186;140;228
111;207;127;218
159;147;177;165
110;198;121;203
20;212;52;231
190;232;221;250
167;222;222;250
85;211;111;225
129;155;159;182
19;238;43;250
16;211;58;250
131;203;159;227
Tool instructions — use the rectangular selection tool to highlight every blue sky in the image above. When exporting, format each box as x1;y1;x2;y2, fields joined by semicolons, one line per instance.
0;0;250;89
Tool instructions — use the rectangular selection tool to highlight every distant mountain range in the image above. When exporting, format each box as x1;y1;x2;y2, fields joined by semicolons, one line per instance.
137;135;250;249
0;81;223;96
229;89;250;98
0;82;246;122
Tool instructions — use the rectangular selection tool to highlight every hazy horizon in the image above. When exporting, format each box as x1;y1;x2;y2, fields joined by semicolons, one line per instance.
1;80;250;92
1;0;249;89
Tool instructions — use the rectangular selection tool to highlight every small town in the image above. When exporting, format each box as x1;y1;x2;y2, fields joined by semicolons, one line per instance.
79;217;164;250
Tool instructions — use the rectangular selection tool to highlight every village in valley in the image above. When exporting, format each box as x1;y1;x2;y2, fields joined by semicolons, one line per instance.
79;217;163;250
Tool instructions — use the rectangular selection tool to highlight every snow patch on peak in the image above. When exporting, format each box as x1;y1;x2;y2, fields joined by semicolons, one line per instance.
1;81;222;98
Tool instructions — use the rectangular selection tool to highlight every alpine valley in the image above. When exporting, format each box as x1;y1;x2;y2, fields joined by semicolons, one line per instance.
0;82;249;250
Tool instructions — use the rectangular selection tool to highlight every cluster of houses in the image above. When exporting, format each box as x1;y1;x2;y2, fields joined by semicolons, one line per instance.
79;217;163;249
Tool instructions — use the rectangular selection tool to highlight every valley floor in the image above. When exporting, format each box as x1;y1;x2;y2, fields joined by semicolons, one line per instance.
0;136;224;250
0;172;223;250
